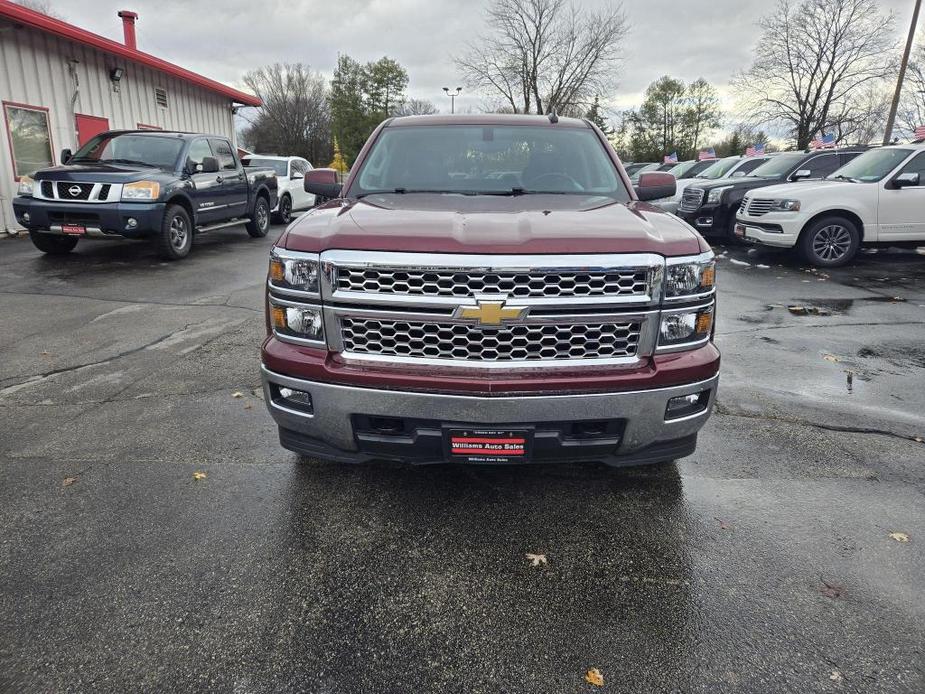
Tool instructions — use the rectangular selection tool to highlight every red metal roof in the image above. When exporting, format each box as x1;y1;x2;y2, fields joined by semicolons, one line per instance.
0;0;261;107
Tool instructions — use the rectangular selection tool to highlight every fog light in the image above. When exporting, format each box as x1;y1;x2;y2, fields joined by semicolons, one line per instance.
126;217;138;229
665;390;710;420
21;212;31;223
276;386;313;414
696;217;713;227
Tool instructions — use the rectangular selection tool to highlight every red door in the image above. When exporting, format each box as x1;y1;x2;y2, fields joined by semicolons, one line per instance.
75;114;110;146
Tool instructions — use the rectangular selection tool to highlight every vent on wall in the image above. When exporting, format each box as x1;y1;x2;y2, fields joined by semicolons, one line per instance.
154;87;168;109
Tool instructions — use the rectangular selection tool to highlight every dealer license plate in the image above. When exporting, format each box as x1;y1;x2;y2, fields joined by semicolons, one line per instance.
734;223;746;238
444;428;533;463
61;224;86;235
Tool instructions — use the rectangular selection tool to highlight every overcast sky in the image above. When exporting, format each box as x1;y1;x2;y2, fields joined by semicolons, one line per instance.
44;0;919;119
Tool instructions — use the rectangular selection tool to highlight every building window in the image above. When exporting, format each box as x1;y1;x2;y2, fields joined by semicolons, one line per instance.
3;101;54;180
154;87;168;109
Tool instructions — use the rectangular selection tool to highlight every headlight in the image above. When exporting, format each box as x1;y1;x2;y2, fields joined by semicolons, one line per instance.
269;250;320;295
658;304;714;349
122;180;161;200
18;176;35;196
706;185;732;204
269;300;324;344
664;253;715;299
770;199;800;211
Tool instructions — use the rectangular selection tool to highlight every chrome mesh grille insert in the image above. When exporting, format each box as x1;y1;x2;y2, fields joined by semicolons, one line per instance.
679;188;705;213
340;318;641;362
335;268;649;298
744;198;775;216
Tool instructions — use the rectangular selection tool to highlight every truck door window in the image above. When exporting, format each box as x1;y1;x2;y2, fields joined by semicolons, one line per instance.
209;139;238;171
803;154;840;179
897;152;925;183
187;138;214;167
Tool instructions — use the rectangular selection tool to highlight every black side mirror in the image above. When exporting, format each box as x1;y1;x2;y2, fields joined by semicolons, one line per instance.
200;156;220;174
892;172;920;188
304;168;342;199
60;148;72;165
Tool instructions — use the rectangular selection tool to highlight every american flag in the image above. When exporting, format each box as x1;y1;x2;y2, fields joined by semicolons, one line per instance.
745;143;765;157
663;151;678;164
915;125;925;141
811;132;836;149
698;148;717;161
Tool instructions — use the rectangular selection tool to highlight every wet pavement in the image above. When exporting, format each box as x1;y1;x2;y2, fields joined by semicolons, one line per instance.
0;227;923;693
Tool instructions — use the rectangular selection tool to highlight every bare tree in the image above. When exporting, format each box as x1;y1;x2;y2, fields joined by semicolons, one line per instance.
899;31;925;138
456;0;628;115
240;63;332;164
14;0;64;18
395;98;439;116
733;0;896;148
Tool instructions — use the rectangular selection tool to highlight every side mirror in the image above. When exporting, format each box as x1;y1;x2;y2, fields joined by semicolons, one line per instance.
200;156;220;174
290;171;304;180
891;172;920;188
304;167;342;199
634;171;676;202
790;168;812;181
60;148;72;165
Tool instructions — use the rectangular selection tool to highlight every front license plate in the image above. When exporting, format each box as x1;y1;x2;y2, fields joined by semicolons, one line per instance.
734;223;746;238
61;224;86;235
445;428;533;463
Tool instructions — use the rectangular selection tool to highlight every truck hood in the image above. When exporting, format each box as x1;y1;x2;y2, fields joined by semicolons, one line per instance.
33;163;168;183
744;179;853;199
283;193;706;256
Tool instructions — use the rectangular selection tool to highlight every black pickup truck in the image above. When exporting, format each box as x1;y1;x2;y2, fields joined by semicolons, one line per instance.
12;130;278;260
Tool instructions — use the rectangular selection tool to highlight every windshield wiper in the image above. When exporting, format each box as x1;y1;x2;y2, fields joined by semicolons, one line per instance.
98;158;156;167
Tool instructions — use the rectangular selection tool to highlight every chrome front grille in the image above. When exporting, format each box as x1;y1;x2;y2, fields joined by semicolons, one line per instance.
341;318;641;362
335;267;649;298
744;198;775;216
679;188;705;213
34;180;119;203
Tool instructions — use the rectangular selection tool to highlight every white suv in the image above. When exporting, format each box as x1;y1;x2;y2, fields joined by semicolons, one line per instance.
241;155;316;224
735;144;925;266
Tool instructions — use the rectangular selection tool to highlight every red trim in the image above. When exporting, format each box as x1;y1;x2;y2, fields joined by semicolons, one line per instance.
74;113;110;146
136;122;162;130
0;1;261;107
2;100;55;182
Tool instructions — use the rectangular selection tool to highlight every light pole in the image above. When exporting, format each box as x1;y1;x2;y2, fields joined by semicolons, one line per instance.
883;0;922;144
443;87;462;114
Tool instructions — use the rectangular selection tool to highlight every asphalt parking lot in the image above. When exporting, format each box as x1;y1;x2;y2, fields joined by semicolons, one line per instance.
1;224;923;693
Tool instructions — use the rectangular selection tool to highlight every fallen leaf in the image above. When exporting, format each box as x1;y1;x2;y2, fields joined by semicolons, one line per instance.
585;668;604;687
244;404;252;410
526;553;547;567
830;670;843;682
823;354;840;363
714;516;731;530
820;580;844;599
231;391;244;399
62;477;78;487
914;437;924;444
788;305;808;315
192;471;207;481
889;532;909;543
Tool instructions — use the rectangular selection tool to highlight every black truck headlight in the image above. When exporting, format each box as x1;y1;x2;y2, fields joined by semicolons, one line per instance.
658;304;714;349
665;252;715;299
269;250;320;295
269;300;324;343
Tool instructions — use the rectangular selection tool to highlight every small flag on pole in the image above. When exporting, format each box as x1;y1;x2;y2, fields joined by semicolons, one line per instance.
663;151;678;164
698;147;717;161
811;133;836;149
745;143;765;157
914;125;925;141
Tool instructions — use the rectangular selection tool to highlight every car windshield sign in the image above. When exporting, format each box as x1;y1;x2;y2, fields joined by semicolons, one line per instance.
747;152;806;179
827;148;913;183
348;125;630;201
70;133;185;170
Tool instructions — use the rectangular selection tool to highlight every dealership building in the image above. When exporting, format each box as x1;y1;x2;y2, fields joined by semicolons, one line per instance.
0;0;261;233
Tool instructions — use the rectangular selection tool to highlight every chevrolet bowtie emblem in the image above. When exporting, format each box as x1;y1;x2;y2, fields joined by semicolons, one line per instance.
455;300;529;326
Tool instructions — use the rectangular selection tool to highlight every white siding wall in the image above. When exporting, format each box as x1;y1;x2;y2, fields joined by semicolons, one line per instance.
0;18;239;232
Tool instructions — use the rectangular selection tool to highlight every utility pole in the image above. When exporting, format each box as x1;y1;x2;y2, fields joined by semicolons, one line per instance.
883;0;922;144
443;87;462;114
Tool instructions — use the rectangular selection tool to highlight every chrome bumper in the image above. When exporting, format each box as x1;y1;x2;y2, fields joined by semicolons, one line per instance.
261;365;718;460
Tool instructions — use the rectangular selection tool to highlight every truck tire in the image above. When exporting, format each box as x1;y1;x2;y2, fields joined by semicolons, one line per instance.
273;194;292;225
246;195;271;238
29;230;79;255
156;204;193;260
798;216;860;267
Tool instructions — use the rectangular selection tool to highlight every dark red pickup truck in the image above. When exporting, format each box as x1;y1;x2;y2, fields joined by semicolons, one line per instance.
260;114;719;467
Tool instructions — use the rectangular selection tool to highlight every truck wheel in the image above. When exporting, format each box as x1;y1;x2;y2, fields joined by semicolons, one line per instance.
246;196;271;238
798;216;860;267
273;194;292;225
29;230;79;255
156;204;193;260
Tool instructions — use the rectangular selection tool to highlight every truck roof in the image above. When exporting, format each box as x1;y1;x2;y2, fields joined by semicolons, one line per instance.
96;130;228;140
386;114;590;128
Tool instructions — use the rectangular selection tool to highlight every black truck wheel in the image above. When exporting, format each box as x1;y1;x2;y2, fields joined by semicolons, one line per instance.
246;196;271;238
273;194;292;225
29;230;79;255
798;216;860;267
156;204;193;260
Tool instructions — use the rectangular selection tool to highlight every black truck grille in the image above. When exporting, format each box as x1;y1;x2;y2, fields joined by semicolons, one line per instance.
56;182;94;200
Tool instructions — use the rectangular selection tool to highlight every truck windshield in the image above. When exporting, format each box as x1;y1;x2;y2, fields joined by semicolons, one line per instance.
827;148;912;182
242;158;289;176
70;133;185;170
696;157;741;179
746;152;806;179
349;125;629;200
